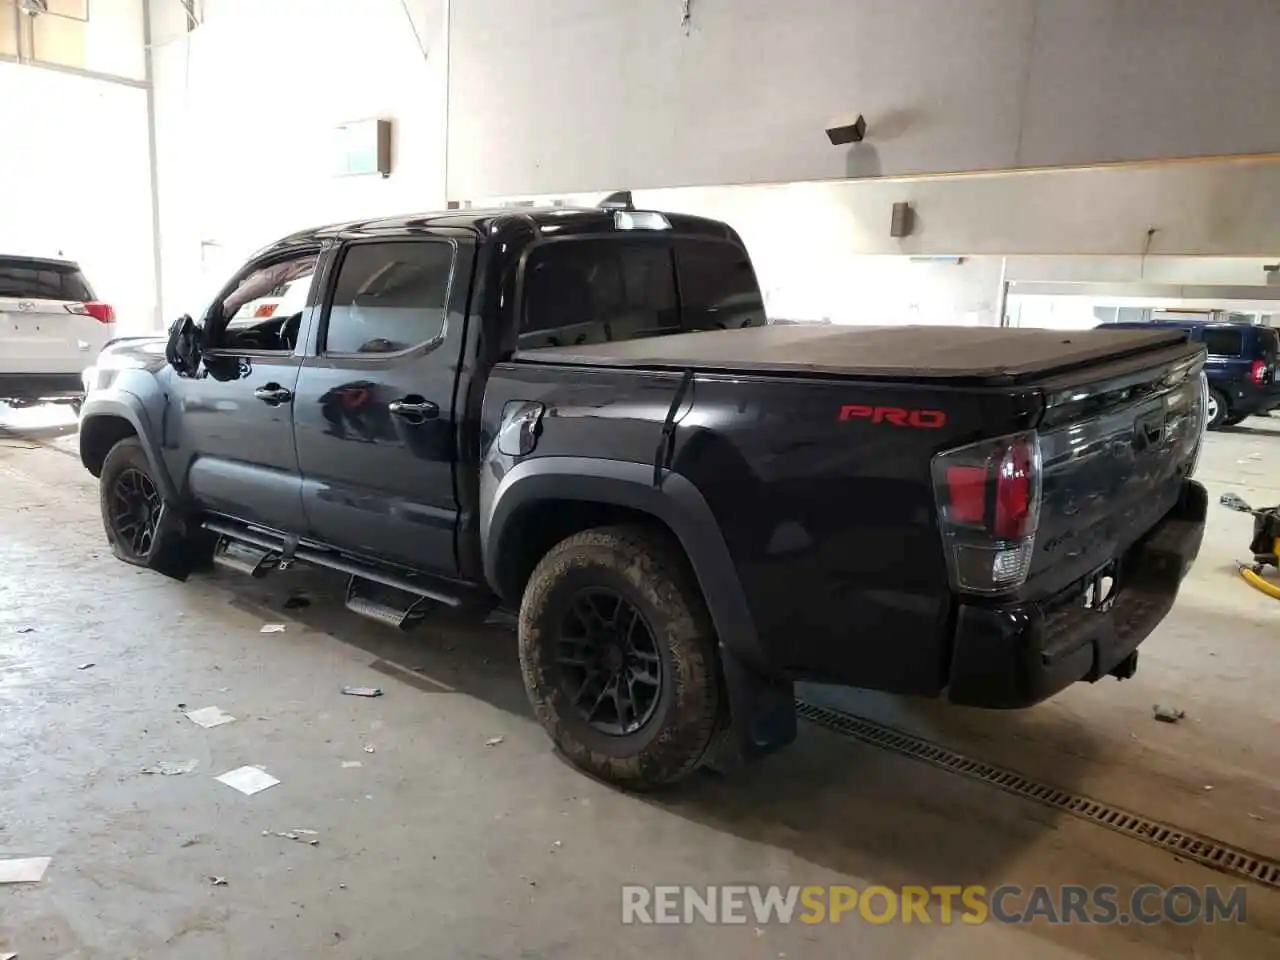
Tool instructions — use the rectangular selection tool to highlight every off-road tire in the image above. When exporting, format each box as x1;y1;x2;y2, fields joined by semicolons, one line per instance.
518;524;720;789
99;437;212;580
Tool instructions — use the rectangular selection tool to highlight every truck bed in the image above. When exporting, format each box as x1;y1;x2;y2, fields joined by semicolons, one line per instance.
514;324;1191;384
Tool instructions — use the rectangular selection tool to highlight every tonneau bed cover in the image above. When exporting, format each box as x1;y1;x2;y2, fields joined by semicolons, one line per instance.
515;324;1193;383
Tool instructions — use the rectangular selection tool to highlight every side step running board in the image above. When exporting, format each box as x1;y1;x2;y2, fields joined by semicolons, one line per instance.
345;576;435;630
202;520;464;615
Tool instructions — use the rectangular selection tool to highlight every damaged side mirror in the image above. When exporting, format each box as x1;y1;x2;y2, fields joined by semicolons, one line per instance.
165;314;203;377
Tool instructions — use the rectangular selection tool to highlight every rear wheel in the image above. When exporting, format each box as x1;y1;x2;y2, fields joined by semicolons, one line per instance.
518;525;720;789
1206;389;1229;429
99;437;212;579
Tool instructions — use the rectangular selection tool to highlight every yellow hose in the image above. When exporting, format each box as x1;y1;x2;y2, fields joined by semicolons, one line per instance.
1238;564;1280;600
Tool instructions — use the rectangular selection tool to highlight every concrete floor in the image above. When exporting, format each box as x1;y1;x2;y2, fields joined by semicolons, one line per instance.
0;405;1278;959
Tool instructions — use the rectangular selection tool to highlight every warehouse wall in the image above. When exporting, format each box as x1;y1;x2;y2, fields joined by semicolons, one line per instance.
0;0;145;80
474;155;1280;325
145;0;1280;330
0;61;155;332
448;0;1280;198
149;0;448;320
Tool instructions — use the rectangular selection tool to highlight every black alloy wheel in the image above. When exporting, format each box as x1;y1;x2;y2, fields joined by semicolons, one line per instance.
109;466;163;558
555;587;664;736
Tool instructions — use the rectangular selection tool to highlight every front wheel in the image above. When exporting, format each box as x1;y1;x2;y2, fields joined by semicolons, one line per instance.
99;437;211;579
518;525;721;789
1206;389;1229;429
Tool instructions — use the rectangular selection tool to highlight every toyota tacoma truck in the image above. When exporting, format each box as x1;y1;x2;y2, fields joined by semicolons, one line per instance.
78;205;1209;789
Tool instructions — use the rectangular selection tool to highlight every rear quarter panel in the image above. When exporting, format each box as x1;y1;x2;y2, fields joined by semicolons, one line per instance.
673;374;1037;693
483;360;1040;695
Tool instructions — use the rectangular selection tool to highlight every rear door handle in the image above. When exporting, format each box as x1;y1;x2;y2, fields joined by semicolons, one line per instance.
388;397;439;423
254;384;293;405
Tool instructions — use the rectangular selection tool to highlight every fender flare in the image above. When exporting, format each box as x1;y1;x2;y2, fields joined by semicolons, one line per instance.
80;393;180;504
483;456;768;672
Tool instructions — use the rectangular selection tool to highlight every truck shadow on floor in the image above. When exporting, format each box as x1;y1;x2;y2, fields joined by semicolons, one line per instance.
217;564;535;719
1219;420;1280;438
219;566;1115;838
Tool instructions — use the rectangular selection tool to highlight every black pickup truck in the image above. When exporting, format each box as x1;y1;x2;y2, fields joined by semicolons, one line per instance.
79;206;1209;788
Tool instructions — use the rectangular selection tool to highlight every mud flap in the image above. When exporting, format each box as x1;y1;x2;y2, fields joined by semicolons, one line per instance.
148;505;217;582
706;644;797;770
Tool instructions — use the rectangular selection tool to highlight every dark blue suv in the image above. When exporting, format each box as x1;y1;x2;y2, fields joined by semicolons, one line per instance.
1100;321;1280;428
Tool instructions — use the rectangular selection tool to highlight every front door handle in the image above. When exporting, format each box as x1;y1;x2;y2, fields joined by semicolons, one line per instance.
254;383;293;405
388;397;439;423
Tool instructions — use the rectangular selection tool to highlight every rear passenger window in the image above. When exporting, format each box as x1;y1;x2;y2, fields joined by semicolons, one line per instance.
521;239;677;347
1202;329;1245;357
0;257;93;301
674;239;765;330
1257;328;1278;358
324;241;455;355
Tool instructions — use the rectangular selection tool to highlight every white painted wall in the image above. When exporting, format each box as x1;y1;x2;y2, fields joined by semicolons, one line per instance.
1009;297;1102;331
1007;257;1279;286
144;0;1280;333
470;155;1280;326
80;0;146;79
0;61;155;332
0;0;144;79
638;159;1280;324
631;158;1280;259
149;0;448;321
448;0;1280;198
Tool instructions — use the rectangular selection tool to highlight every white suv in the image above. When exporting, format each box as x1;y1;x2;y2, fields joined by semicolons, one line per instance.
0;255;115;409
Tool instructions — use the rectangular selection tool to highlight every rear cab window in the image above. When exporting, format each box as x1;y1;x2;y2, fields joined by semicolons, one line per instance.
518;235;764;348
521;238;676;348
0;256;93;302
673;238;765;330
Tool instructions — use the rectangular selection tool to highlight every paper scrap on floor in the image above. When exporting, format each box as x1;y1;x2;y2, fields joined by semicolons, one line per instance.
143;759;199;776
216;766;281;796
0;856;52;883
260;623;287;633
186;706;236;728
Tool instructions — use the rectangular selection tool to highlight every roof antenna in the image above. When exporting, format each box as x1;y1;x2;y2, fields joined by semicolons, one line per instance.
599;190;634;211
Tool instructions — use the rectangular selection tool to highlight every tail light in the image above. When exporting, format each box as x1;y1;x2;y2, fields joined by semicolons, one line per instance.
1183;370;1209;476
253;303;279;319
932;432;1041;594
1250;359;1267;385
66;301;116;324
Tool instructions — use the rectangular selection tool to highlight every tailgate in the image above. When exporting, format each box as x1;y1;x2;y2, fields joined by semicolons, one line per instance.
1025;343;1206;599
0;297;94;374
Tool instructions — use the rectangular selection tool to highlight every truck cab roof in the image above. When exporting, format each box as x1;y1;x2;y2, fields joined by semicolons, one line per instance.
267;206;741;252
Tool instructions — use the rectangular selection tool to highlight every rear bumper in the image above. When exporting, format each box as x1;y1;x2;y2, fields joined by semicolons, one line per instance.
0;373;85;402
1222;382;1280;417
945;479;1207;709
